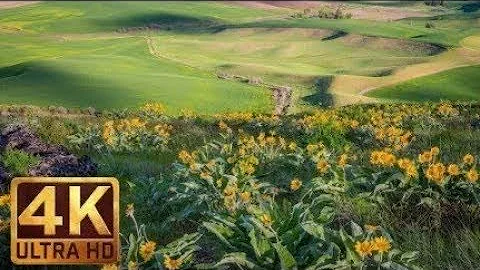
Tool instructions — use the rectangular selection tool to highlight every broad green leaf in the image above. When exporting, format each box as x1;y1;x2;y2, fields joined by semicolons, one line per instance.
273;242;297;270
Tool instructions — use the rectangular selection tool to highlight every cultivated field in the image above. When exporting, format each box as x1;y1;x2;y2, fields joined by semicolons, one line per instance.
0;1;479;113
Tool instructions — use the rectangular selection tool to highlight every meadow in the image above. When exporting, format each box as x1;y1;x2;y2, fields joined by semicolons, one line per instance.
0;1;480;270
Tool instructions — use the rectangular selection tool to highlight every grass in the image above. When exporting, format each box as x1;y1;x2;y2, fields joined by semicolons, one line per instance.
0;36;272;114
366;65;480;102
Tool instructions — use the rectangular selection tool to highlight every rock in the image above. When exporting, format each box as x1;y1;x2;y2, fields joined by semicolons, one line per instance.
0;124;97;182
0;124;66;156
29;155;97;177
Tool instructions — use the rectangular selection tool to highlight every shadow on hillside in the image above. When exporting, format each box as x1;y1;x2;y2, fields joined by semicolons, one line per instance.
322;31;348;41
0;63;27;79
302;76;335;108
98;12;223;33
0;61;131;108
460;2;480;13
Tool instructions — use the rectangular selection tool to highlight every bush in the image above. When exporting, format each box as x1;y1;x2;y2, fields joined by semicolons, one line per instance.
425;21;435;28
1;149;39;176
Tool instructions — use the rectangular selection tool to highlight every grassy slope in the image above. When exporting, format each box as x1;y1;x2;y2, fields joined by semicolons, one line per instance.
0;1;480;111
366;65;480;102
0;2;280;114
0;37;271;114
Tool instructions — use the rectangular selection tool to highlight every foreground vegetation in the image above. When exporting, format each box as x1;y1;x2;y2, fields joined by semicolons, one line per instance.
0;101;479;269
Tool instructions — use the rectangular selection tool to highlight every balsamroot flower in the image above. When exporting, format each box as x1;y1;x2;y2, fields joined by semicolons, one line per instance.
139;241;157;262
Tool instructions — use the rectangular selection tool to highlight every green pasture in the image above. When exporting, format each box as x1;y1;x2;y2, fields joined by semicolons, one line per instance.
0;1;479;112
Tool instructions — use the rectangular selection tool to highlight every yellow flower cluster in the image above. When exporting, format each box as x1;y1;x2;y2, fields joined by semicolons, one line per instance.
338;154;348;168
236;155;259;175
154;123;173;138
214;112;253;122
178;150;197;165
306;142;325;156
355;236;391;258
298;110;352;131
437;103;459;117
141;102;166;116
102;120;115;145
370;150;396;167
374;127;412;149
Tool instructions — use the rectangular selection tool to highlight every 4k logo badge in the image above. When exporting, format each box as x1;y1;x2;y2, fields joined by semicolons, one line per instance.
10;177;119;265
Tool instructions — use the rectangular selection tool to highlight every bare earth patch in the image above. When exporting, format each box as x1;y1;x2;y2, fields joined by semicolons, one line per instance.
0;1;39;9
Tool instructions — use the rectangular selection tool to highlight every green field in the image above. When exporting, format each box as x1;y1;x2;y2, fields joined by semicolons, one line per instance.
0;1;480;113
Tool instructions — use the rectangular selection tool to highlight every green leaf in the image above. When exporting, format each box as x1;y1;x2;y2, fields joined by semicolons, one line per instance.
340;228;360;264
273;242;297;270
400;251;420;263
248;229;272;259
126;233;137;262
203;221;234;248
301;221;325;240
381;261;411;270
214;252;258;269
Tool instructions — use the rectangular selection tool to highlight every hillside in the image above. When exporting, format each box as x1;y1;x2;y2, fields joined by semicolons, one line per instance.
0;1;479;112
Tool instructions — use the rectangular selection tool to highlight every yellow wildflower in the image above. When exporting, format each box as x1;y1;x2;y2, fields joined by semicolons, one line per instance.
418;151;433;164
338;154;348;167
260;214;272;226
101;264;118;270
164;256;183;270
128;261;138;270
200;171;211;180
364;224;379;233
178;150;194;164
463;154;475;165
223;185;237;196
447;164;460;176
370;151;396;167
430;147;440;156
0;194;10;207
139;241;157;262
239;191;251;203
290;178;302;191
316;160;330;174
125;203;134;217
466;169;479;183
355;240;373;258
372;236;391;254
426;163;446;184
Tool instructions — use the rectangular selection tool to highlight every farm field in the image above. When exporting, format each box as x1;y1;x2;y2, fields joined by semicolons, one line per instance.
0;2;480;270
0;1;479;112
